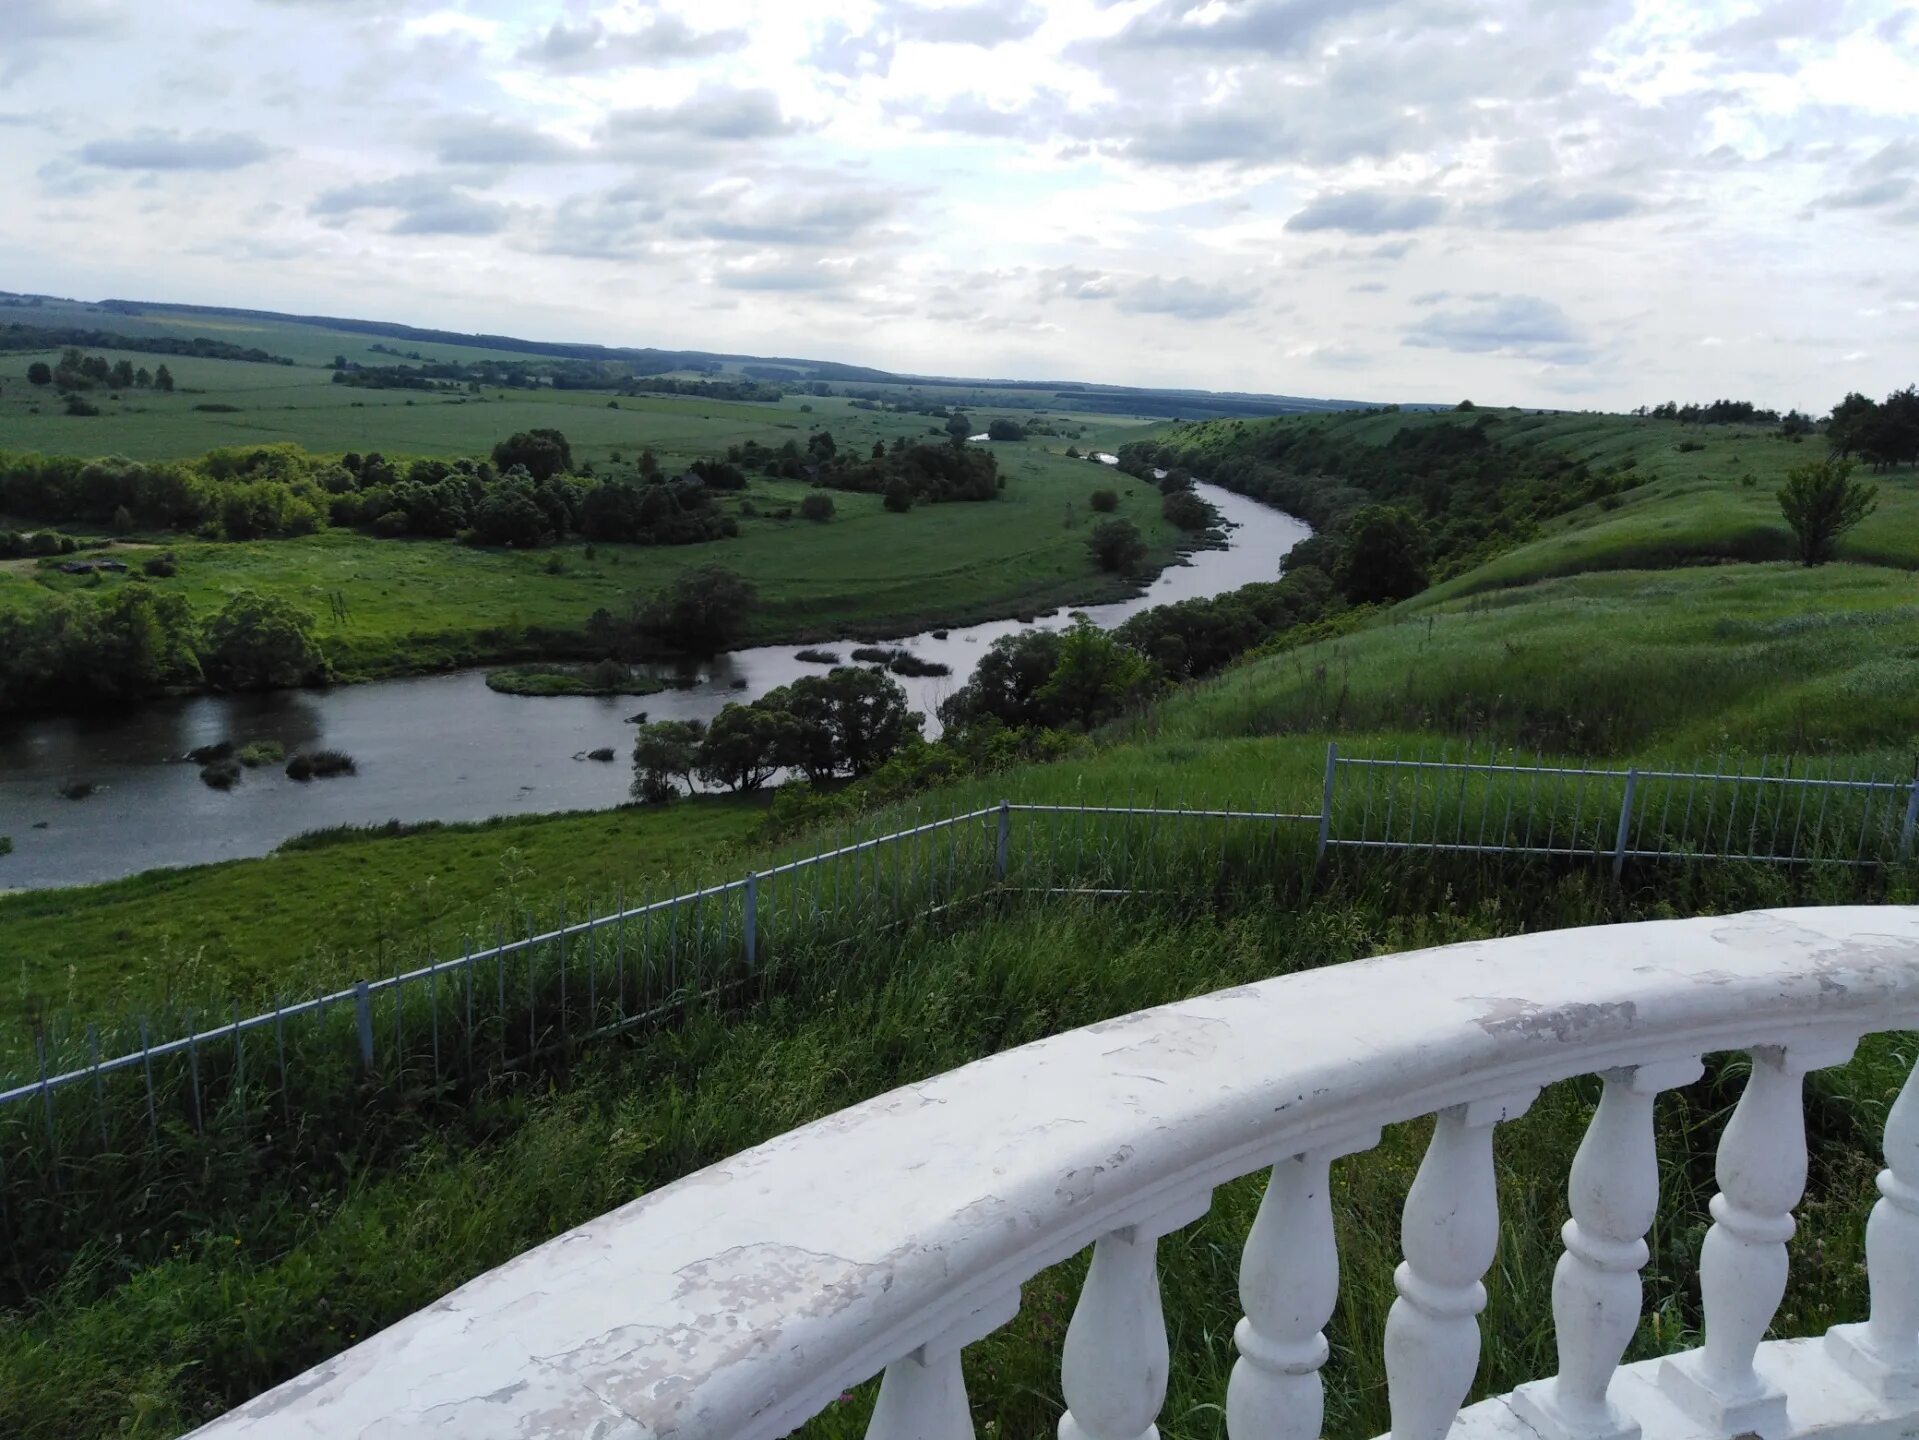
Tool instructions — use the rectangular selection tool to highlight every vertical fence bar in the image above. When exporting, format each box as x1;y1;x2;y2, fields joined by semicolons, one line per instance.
744;872;758;970
1318;742;1337;860
1903;778;1919;860
1613;768;1638;880
995;801;1011;881
354;981;374;1072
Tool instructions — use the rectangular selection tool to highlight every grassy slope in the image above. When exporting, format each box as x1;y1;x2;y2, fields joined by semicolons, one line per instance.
0;450;1180;675
7;391;1919;1435
0;352;1179;672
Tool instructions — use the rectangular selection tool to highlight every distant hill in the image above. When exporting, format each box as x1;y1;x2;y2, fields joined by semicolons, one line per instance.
0;289;1383;421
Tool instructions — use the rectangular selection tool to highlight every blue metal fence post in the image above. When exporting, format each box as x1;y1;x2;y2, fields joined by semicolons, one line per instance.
744;872;758;969
995;801;1011;881
1613;767;1639;880
354;981;374;1072
1902;778;1919;860
1318;742;1338;861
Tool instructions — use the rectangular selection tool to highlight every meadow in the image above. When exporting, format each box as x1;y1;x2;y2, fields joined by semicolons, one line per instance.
6;316;1919;1437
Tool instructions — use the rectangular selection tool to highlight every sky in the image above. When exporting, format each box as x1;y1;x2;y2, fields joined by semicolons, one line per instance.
0;0;1914;411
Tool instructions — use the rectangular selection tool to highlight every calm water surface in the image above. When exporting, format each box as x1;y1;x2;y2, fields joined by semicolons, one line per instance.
0;483;1308;889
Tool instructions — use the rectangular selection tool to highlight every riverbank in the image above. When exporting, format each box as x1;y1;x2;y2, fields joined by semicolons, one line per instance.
0;485;1306;891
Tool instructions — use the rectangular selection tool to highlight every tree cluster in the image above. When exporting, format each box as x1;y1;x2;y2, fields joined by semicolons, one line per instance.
720;433;1001;507
632;665;919;797
3;325;286;365
1828;388;1919;469
0;587;325;716
26;348;173;394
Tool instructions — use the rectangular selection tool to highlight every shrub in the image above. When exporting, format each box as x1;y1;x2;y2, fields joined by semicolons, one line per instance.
64;396;100;417
57;780;96;800
799;492;835;522
0;835;11;857
987;418;1025;441
640;564;756;654
1090;489;1119;512
883;478;913;513
1161;489;1211;531
286;749;356;781
200;591;328;690
587;747;616;762
142;552;177;577
1088;518;1146;572
850;646;898;664
199;758;242;789
888;652;952;678
1778;458;1878;566
795;648;840;664
238;740;285;767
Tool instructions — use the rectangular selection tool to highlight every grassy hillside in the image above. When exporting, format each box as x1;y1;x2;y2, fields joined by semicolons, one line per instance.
0;448;1182;678
4;391;1919;1437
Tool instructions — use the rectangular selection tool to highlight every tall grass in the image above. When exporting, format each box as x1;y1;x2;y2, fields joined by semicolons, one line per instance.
0;852;1908;1439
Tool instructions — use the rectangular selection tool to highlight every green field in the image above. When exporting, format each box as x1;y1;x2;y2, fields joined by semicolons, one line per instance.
9;331;1919;1438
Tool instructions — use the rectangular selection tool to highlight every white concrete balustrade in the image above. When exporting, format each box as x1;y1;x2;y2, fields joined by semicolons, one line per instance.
188;906;1919;1440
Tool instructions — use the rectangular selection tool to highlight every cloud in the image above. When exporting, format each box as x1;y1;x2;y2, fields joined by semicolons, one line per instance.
714;260;854;293
516;14;745;73
602;87;800;145
1349;281;1388;294
1476;182;1644;230
1404;293;1591;363
312;176;511;236
1095;0;1396;58
434;116;581;166
886;1;1046;45
75;129;273;171
1817;177;1912;210
0;0;117;42
1114;275;1258;320
695;188;901;246
1286;190;1446;234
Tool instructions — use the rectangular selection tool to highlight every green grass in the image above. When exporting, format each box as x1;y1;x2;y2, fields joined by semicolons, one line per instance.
1;864;1907;1440
1144;562;1919;756
0;447;1183;675
0;799;770;1024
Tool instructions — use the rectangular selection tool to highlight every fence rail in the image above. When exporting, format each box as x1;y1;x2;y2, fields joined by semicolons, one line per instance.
3;744;1916;1251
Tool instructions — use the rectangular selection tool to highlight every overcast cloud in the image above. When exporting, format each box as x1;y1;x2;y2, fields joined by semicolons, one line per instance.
2;0;1915;408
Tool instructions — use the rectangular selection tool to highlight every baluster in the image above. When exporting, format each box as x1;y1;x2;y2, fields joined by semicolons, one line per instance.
1228;1132;1380;1440
1828;1056;1919;1399
1059;1191;1212;1440
1385;1090;1537;1440
1512;1059;1702;1440
1660;1036;1857;1437
867;1290;1020;1440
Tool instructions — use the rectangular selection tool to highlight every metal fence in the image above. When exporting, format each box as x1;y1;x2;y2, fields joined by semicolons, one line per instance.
1320;744;1919;877
3;744;1916;1237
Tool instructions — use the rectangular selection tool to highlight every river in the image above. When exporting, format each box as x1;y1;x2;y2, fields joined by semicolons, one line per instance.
0;483;1308;890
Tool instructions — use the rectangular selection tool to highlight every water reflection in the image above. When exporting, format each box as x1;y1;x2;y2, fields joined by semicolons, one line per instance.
0;484;1308;890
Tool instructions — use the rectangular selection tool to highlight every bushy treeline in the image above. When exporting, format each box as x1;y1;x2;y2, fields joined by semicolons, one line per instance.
725;431;1000;508
0;431;736;549
3;326;289;365
1828;387;1919;468
0;588;326;715
632;664;921;797
1123;413;1625;589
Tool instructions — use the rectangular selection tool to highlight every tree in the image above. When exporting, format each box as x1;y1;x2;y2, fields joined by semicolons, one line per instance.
938;628;1066;732
1827;392;1878;459
491;428;573;482
1033;619;1158;730
153;364;174;393
987;418;1025;441
788;666;920;777
199;590;327;690
1088;518;1146;572
134;366;151;388
1778;458;1877;565
110;359;135;390
631;718;705;801
470;481;551;548
799;492;835;522
945;411;973;440
1334;505;1428;604
1089;489;1118;512
642;564;756;653
26;362;50;387
1161;489;1210;531
883;477;913;513
695;702;789;791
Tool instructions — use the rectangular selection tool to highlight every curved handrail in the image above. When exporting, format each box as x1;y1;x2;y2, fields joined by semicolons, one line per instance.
189;905;1919;1439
